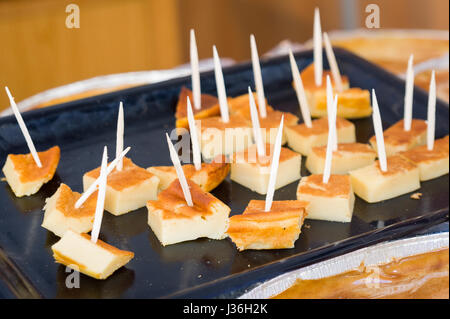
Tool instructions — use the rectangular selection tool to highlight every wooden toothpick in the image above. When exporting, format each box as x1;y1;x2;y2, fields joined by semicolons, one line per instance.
250;34;267;118
75;146;131;208
372;89;387;172
248;86;265;158
323;94;338;184
427;70;436;151
116;102;124;171
313;7;323;87
166;133;193;206
190;29;201;110
404;54;414;131
186;96;202;170
213;45;230;123
289;49;312;128
265;115;284;212
90;146;108;244
5;87;42;168
323;32;344;92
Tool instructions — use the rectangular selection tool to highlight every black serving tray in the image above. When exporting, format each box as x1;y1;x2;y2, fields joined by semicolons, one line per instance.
0;48;448;299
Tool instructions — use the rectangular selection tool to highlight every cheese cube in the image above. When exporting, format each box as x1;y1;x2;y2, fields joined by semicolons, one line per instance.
306;143;377;174
147;156;230;192
227;200;308;251
285;117;356;156
52;229;134;280
296;174;355;223
197;115;253;160
400;136;449;181
83;157;160;216
42;183;97;237
349;155;420;203
147;179;230;246
230;143;301;194
369;119;427;156
175;86;220;131
2;146;60;197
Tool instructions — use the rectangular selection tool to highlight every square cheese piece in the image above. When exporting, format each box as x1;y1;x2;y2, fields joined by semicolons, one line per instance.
175;86;220;131
42;183;97;237
228;92;271;118
2;146;60;197
349;155;420;203
285;117;356;156
230;143;301;194
306;143;377;174
296;174;355;223
400;136;449;181
52;229;134;280
147;156;230;192
369;119;427;156
83;157;160;216
197;115;253;160
258;109;299;145
309;87;372;119
147;179;231;246
227;200;308;251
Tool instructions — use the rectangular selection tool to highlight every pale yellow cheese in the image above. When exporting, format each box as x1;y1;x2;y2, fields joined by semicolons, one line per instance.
51;230;134;280
349;155;420;203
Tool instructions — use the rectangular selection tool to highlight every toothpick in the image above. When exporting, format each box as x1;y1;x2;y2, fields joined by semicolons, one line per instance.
212;45;230;123
265;115;284;212
75;146;131;209
313;7;323;87
326;76;338;150
323;32;343;92
323;95;338;184
372;89;387;172
289;49;312;128
190;29;201;110
427;70;436;151
5;87;42;168
250;34;267;118
166;133;193;206
116;102;124;171
404;54;414;131
91;146;108;244
186;96;202;170
248;86;265;157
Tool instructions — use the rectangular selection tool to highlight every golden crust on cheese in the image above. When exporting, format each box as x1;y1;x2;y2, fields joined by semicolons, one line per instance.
7;146;60;183
376;155;418;176
85;157;155;191
54;183;98;217
232;143;299;167
311;143;376;158
400;145;449;164
227;92;272;118
148;156;230;192
297;174;352;198
287;117;354;137
175;87;220;129
227;200;307;251
258;109;299;129
147;179;222;220
370;119;427;147
434;135;449;152
199;115;251;131
300;63;350;91
243;200;309;215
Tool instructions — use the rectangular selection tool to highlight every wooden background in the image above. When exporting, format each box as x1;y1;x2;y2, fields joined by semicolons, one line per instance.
0;0;448;110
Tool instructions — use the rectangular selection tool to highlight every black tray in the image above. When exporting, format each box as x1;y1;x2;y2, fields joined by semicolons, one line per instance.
0;48;448;299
